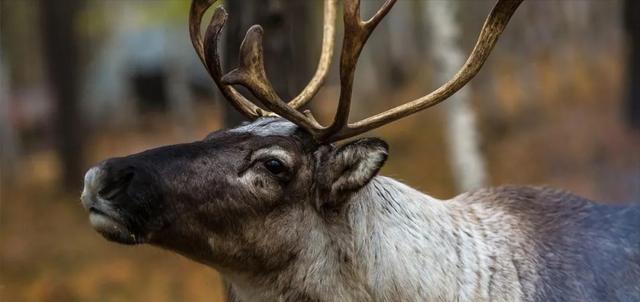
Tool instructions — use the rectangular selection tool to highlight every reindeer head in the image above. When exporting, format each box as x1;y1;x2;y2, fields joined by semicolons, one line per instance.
81;0;520;273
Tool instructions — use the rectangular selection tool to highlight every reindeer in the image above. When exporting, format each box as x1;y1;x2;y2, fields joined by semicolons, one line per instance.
80;0;640;301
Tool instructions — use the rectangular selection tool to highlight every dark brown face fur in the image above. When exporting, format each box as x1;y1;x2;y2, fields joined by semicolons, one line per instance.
81;117;388;272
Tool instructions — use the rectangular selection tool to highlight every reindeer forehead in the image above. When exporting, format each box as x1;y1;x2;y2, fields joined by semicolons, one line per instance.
230;118;299;137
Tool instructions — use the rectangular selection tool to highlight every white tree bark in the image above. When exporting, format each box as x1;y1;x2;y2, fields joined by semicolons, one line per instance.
425;0;487;191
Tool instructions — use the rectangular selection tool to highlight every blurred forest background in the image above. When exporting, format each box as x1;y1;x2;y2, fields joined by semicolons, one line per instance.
1;0;639;301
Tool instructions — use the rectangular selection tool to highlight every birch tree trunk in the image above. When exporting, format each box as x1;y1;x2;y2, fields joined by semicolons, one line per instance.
425;0;487;191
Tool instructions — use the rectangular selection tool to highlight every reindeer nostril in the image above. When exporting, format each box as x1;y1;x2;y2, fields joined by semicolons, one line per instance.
98;170;135;200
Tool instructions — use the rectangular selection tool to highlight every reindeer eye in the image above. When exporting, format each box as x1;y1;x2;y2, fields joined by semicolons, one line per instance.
263;159;286;175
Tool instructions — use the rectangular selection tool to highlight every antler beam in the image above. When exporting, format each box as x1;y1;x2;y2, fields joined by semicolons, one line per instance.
288;0;338;109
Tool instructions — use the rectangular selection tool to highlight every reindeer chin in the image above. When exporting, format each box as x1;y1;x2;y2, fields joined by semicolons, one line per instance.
89;210;142;245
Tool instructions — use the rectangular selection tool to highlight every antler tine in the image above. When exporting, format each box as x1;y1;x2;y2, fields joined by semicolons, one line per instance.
288;0;338;109
221;25;324;132
321;0;398;140
221;26;282;106
190;0;262;119
188;0;212;65
326;0;523;142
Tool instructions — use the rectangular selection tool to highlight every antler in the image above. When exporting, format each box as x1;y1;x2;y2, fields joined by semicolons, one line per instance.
189;0;337;121
216;0;398;140
189;0;522;143
325;0;523;142
189;0;262;119
288;0;337;109
322;0;397;140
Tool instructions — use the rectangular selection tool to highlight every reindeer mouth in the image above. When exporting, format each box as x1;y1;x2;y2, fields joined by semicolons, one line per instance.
87;206;142;245
82;166;145;245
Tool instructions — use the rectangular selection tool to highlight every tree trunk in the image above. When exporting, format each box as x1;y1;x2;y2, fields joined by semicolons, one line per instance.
425;0;488;192
39;0;85;191
624;0;640;130
0;53;19;185
223;0;313;127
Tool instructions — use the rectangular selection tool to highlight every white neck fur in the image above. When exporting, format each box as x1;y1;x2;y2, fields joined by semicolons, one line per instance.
227;176;529;302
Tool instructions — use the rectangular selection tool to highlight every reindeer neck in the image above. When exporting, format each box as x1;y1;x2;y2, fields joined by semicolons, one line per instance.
339;176;462;300
225;176;527;301
337;176;528;301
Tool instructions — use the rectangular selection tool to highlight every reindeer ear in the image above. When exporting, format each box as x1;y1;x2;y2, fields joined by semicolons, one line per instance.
318;138;388;209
